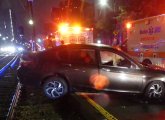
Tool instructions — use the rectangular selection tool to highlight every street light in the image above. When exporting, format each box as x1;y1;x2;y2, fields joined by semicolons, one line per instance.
28;19;34;25
97;0;109;17
98;0;108;7
28;0;36;51
96;0;110;45
37;38;42;43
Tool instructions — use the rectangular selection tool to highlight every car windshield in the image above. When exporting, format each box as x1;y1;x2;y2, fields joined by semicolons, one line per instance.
113;48;143;68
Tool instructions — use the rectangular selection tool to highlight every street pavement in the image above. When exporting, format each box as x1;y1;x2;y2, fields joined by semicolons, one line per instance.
77;92;165;120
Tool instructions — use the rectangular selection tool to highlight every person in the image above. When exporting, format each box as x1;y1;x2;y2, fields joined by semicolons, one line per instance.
44;37;54;49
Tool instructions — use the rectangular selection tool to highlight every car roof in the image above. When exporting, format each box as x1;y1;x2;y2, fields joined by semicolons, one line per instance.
60;43;112;49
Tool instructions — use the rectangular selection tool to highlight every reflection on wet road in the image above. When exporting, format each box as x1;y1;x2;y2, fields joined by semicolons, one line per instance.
77;92;165;120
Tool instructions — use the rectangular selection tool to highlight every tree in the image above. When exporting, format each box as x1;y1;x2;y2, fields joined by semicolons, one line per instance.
116;0;165;23
112;0;165;46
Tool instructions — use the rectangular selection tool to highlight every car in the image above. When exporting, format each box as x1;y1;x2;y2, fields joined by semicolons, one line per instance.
17;44;165;100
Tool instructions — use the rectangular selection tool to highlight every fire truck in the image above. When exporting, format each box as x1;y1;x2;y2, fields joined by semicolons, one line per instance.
126;14;165;67
52;23;93;45
44;23;93;49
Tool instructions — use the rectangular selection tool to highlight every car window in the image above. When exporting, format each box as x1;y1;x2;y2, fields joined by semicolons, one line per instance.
69;49;96;65
55;49;68;63
100;51;132;68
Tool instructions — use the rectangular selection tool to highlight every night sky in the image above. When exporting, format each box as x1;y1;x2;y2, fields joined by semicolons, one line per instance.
0;0;95;40
0;0;61;40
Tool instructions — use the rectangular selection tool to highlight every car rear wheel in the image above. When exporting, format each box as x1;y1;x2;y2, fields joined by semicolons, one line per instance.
145;81;165;100
43;76;68;100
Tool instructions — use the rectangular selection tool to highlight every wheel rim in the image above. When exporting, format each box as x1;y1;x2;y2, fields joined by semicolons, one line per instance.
44;81;64;98
148;84;163;98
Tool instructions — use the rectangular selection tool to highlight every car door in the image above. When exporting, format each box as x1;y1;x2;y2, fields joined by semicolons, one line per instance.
99;49;144;93
65;48;99;90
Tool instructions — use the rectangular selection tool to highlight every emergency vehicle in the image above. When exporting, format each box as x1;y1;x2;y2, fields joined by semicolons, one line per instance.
44;23;93;49
126;14;165;67
53;23;93;45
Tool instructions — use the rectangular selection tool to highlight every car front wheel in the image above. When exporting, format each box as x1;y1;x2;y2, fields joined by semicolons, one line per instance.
43;76;68;100
145;81;165;100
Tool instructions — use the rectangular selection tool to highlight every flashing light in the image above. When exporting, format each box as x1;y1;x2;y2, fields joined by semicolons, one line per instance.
59;23;69;34
73;26;81;34
0;34;1;37
85;28;90;31
126;22;132;29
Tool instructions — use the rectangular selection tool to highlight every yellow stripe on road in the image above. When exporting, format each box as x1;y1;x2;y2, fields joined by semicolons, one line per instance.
78;93;118;120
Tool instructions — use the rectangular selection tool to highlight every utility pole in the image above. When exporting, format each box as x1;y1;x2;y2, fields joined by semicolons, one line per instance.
9;9;15;42
28;0;36;51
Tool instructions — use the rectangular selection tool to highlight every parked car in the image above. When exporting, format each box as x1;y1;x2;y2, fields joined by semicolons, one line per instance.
17;44;165;100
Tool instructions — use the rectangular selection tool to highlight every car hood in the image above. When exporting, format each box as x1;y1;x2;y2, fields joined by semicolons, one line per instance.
142;63;165;72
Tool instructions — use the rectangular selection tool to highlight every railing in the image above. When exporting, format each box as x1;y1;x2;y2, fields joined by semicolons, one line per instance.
6;82;22;120
0;56;18;78
0;55;20;120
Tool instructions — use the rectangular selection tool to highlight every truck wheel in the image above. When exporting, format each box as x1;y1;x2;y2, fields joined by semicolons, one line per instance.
43;76;68;100
145;81;165;100
142;59;152;65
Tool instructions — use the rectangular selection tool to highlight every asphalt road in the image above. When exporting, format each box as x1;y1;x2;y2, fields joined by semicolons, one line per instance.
76;92;165;120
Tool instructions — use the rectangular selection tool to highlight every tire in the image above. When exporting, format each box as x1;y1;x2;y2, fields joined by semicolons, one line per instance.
142;59;152;65
43;76;68;100
145;81;165;100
